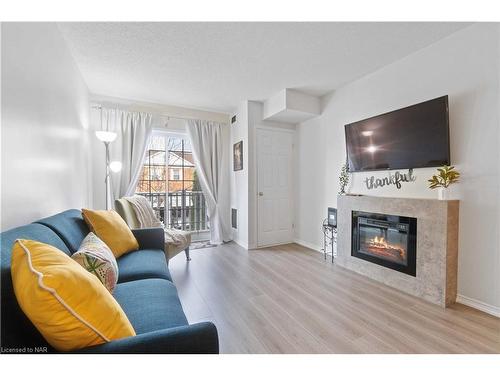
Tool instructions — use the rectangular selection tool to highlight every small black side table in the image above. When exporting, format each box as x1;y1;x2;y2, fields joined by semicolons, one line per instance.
322;219;337;263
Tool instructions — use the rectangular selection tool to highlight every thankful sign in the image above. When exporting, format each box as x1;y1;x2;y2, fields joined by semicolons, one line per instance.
364;169;416;190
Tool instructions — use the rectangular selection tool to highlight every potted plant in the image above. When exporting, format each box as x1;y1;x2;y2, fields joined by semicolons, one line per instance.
428;165;460;200
339;162;350;195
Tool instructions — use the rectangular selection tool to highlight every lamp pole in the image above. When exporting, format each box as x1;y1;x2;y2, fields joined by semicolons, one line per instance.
104;141;111;210
95;130;118;210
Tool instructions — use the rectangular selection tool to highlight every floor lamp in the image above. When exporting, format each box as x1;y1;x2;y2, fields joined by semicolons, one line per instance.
95;131;121;210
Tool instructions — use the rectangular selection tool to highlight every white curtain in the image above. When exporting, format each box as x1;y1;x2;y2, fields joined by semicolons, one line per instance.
101;108;153;204
186;119;231;244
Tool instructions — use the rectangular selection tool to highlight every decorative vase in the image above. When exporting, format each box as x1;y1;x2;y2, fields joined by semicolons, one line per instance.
437;187;447;200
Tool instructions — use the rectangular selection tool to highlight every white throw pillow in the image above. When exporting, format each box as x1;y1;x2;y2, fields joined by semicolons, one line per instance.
72;232;119;293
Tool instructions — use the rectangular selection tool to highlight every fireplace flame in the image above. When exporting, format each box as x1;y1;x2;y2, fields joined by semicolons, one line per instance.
366;236;406;261
372;236;386;246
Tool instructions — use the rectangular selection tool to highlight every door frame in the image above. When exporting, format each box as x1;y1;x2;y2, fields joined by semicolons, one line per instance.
255;125;296;248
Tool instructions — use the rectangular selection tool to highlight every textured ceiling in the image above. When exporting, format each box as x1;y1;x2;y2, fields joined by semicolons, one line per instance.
58;22;471;113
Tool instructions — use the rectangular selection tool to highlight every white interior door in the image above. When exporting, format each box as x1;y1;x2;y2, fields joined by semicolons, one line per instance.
257;128;294;247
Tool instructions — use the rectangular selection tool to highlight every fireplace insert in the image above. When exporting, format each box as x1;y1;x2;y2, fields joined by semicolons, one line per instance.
352;210;417;276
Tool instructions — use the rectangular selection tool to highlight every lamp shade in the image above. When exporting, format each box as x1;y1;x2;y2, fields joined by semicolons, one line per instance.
95;131;117;143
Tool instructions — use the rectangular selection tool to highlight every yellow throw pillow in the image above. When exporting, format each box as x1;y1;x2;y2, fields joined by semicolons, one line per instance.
82;209;139;258
11;239;136;351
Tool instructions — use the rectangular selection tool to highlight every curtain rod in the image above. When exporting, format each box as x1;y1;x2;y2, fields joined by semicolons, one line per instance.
90;104;199;122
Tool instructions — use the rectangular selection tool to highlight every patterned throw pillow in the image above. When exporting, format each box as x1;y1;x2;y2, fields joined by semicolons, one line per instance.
72;233;119;293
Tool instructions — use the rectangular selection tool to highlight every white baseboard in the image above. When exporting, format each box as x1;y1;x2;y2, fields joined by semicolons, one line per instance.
456;294;500;318
233;239;249;249
293;238;323;253
255;241;290;249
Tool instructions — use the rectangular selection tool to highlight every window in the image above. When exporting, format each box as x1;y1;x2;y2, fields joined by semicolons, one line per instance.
135;132;209;237
170;168;181;181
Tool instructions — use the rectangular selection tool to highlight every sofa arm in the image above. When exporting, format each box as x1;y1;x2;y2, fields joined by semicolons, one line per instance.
73;322;219;354
131;227;164;250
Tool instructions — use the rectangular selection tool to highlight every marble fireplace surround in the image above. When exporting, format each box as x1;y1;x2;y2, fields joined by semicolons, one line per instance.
337;195;459;307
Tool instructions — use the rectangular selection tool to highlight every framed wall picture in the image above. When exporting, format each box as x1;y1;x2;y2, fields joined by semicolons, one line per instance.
233;140;243;171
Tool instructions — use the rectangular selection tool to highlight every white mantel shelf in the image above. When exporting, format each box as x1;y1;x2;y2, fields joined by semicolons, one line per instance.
337;195;459;307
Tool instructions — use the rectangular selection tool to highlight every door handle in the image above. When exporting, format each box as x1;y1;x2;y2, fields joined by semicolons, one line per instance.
258;192;264;196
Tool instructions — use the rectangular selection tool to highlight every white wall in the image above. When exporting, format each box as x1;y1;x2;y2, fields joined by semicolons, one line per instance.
230;101;250;247
295;24;500;311
1;23;91;230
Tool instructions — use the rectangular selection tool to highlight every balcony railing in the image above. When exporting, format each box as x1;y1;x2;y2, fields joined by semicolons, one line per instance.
136;191;209;232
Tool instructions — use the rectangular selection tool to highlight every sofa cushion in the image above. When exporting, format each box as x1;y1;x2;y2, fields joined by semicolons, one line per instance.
1;223;71;351
117;249;172;283
35;209;89;254
113;279;188;335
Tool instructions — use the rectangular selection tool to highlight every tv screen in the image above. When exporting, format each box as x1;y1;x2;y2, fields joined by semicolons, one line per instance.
345;96;450;172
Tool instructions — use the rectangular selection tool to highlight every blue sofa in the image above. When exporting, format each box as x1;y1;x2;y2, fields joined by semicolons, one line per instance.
0;209;218;354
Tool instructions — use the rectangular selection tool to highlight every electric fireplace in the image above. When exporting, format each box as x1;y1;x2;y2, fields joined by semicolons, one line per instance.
352;211;417;276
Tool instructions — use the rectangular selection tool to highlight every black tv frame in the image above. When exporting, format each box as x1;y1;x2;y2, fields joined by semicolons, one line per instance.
344;96;450;173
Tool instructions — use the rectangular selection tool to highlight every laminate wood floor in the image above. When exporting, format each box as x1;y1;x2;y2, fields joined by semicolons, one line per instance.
168;242;500;354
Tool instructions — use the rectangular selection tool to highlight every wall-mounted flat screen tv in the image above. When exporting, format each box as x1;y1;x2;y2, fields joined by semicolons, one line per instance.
345;96;450;172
